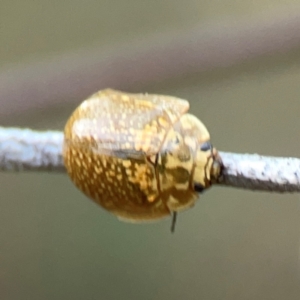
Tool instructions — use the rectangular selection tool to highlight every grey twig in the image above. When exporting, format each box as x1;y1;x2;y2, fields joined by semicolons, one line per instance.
218;152;300;193
0;127;300;193
0;127;64;172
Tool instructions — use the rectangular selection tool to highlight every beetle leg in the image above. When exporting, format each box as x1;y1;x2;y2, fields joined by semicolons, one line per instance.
170;212;177;233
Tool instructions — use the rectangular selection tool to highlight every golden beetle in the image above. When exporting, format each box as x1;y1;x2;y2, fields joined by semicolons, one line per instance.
63;89;222;230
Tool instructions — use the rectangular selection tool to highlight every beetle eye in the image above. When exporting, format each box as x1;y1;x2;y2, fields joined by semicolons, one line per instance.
200;142;212;151
194;183;205;193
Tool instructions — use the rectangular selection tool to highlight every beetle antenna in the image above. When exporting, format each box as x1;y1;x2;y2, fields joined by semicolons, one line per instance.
171;212;177;233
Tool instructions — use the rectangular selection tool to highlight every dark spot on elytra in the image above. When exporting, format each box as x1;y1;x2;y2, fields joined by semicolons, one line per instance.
166;167;190;183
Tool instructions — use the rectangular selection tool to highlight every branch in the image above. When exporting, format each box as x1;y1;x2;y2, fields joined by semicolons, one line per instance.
1;127;299;193
0;127;64;172
1;6;300;120
217;152;300;193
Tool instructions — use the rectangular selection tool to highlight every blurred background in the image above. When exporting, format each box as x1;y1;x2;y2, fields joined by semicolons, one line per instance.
1;1;300;299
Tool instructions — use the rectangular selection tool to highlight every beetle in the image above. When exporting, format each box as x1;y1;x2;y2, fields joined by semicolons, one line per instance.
63;89;222;231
